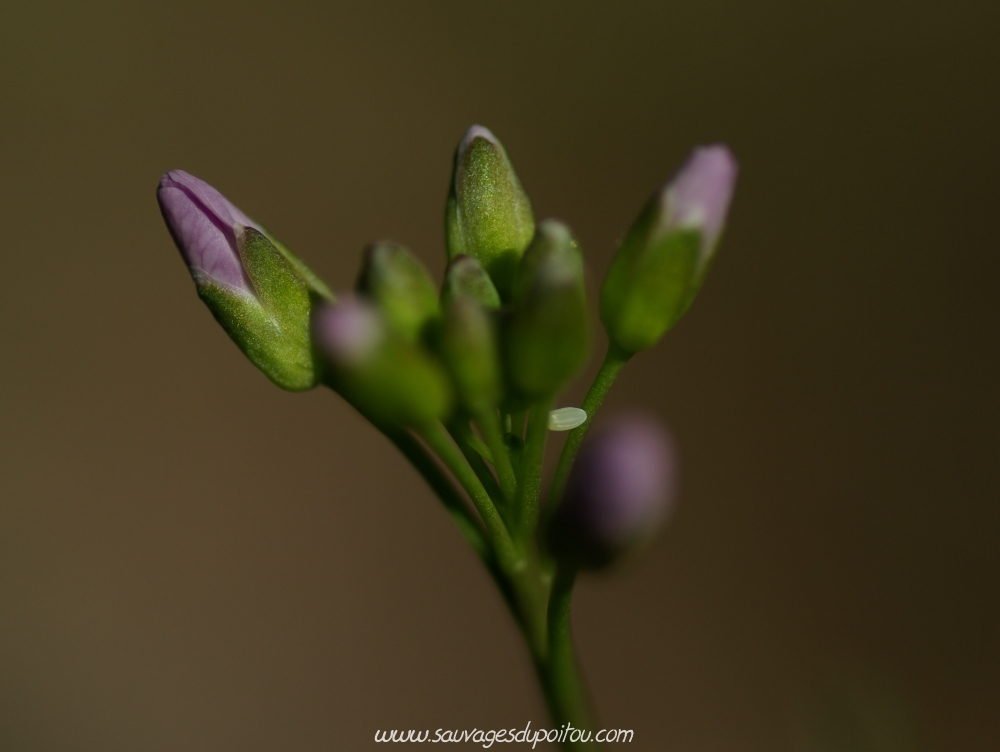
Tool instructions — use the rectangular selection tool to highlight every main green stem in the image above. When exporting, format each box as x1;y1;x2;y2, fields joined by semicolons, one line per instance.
334;362;612;748
542;566;600;750
377;388;615;749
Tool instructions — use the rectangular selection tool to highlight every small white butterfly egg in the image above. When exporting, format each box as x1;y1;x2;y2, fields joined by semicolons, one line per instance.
548;407;587;431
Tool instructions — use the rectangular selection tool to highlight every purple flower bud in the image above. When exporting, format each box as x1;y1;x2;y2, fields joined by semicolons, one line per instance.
663;145;737;268
548;416;677;569
157;170;333;391
157;169;261;294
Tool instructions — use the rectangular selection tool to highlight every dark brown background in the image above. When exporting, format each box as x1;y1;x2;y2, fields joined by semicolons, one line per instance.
1;1;997;749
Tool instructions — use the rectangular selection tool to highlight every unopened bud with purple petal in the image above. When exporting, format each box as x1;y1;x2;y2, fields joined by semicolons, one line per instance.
158;170;333;391
601;145;737;355
547;416;677;569
314;296;452;426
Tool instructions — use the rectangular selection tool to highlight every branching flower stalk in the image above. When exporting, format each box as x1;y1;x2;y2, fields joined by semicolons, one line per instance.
157;128;737;750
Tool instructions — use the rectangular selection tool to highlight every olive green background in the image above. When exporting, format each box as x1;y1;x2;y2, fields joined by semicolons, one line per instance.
1;1;997;749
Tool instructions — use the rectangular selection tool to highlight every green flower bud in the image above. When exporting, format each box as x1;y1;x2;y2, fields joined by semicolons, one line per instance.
157;170;332;392
314;297;452;426
503;220;589;400
445;125;535;301
601;145;737;355
437;296;503;411
356;241;439;340
440;255;501;311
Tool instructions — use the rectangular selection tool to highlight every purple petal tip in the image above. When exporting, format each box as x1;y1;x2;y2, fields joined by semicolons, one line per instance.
157;170;258;294
314;297;384;367
458;124;501;156
666;145;738;256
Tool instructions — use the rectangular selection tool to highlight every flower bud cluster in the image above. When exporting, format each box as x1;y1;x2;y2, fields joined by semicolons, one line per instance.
157;125;735;569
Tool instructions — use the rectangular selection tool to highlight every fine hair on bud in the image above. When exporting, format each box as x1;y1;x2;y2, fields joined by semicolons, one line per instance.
445;125;535;301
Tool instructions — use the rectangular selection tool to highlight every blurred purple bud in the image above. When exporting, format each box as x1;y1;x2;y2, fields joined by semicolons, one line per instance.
157;169;262;294
548;415;677;569
313;296;452;425
313;296;385;369
664;145;737;264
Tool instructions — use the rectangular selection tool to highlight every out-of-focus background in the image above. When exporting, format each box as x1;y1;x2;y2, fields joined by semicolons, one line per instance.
1;1;997;749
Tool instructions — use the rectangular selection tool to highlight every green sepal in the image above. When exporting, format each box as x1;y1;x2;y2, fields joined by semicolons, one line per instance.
440;255;502;311
356;241;439;339
503;220;589;400
258;225;335;301
196;283;315;392
188;227;328;392
445;128;535;301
